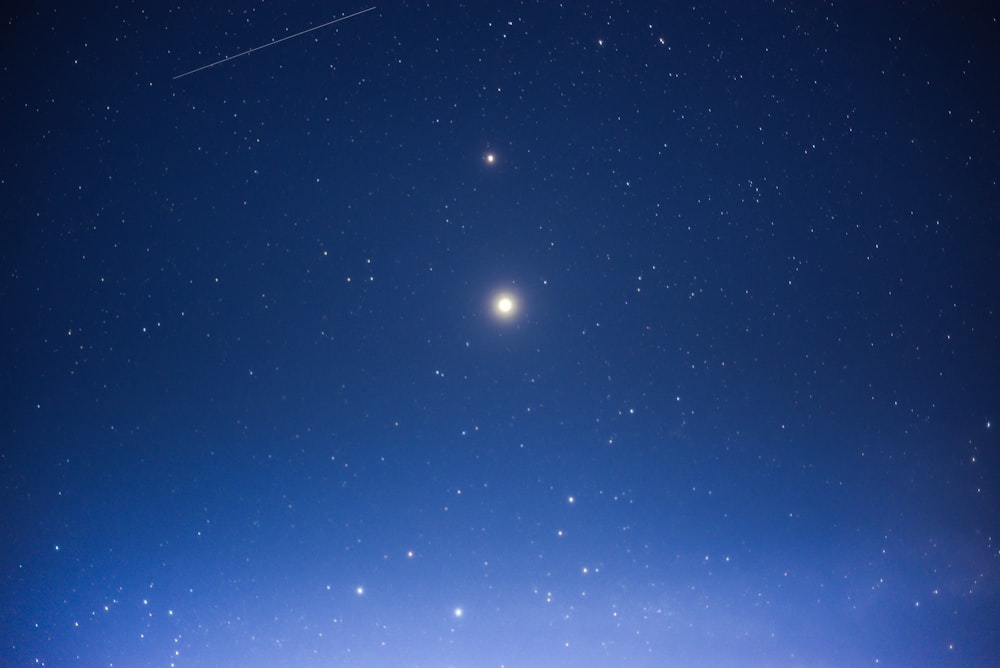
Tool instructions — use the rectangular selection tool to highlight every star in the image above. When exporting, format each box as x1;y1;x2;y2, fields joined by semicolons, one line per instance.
492;292;518;319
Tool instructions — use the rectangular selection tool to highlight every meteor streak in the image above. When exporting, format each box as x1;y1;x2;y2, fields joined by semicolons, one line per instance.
173;6;376;80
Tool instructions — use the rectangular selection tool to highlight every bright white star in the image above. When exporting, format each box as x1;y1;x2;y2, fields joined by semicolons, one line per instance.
492;293;517;318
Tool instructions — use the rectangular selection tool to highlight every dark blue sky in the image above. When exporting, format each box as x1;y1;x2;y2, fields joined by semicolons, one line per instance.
3;2;998;666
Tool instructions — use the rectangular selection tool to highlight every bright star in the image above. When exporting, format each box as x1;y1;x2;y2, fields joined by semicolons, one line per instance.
492;292;517;318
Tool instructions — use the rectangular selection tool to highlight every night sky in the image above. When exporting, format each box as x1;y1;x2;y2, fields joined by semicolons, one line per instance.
3;2;999;667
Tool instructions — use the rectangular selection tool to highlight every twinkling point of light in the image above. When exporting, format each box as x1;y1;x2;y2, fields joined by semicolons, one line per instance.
484;152;496;164
492;292;518;319
453;607;464;618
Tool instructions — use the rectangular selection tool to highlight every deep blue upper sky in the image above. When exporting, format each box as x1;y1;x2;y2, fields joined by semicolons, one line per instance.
2;2;998;666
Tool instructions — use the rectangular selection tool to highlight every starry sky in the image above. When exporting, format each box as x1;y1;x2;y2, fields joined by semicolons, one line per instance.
2;2;999;667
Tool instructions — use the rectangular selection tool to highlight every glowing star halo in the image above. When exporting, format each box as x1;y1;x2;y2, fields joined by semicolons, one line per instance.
492;293;518;319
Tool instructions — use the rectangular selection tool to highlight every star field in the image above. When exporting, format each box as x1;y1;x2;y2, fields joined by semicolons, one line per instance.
2;2;999;667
